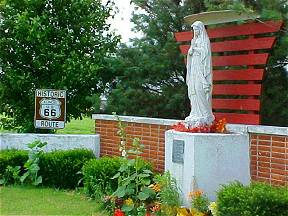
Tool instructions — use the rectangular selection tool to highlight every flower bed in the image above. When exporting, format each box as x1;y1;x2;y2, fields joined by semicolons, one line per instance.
172;119;227;133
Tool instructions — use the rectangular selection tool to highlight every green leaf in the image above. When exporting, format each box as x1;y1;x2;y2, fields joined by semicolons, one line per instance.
141;178;151;186
143;169;153;174
138;173;150;178
125;187;135;195
20;172;29;183
111;172;120;179
113;186;126;198
0;179;6;185
29;164;40;173
33;176;42;186
127;159;135;167
137;191;150;201
121;204;134;212
119;163;129;172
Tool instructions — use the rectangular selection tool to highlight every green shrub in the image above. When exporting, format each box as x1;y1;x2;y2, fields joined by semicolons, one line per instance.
0;149;28;175
39;149;95;189
0;165;21;185
217;182;288;216
82;157;123;198
82;155;153;201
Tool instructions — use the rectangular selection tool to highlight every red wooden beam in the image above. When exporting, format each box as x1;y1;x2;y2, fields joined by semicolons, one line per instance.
212;98;260;111
213;84;261;95
213;53;269;66
213;69;264;81
214;112;260;125
183;53;269;66
179;37;276;53
208;20;283;39
174;20;283;42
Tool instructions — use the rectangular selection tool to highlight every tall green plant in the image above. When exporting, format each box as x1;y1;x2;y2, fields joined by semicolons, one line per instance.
113;112;128;158
112;138;155;215
154;172;182;216
109;114;154;215
20;140;47;186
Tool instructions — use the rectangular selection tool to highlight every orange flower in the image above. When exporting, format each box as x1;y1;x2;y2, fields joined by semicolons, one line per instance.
151;203;161;212
211;118;227;133
188;190;203;199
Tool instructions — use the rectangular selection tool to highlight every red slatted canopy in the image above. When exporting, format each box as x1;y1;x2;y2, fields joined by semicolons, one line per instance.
174;20;283;125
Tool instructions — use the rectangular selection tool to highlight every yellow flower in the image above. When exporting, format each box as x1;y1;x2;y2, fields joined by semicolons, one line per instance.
176;207;191;216
148;183;161;192
190;208;205;216
124;198;133;206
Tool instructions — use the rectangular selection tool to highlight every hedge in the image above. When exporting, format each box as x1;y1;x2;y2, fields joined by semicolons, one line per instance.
82;156;153;198
217;182;288;216
38;149;95;189
0;148;95;189
82;156;123;198
0;149;28;175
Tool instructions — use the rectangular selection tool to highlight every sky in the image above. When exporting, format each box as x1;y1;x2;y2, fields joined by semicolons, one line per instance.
107;0;141;43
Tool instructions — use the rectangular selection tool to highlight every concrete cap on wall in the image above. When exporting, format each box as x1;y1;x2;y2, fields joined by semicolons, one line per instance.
92;114;287;136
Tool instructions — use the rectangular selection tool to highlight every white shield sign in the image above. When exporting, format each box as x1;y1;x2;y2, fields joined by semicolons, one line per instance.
39;98;61;119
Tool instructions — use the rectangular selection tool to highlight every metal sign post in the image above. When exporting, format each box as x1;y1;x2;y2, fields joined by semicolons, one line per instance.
34;89;66;129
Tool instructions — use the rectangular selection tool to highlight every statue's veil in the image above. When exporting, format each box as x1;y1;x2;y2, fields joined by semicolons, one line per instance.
191;21;212;82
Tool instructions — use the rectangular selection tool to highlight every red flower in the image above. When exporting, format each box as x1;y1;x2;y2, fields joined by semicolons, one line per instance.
171;122;189;132
114;209;125;216
172;118;227;134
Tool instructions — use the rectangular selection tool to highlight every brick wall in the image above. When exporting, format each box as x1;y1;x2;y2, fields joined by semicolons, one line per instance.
94;115;288;186
250;134;287;186
95;119;170;171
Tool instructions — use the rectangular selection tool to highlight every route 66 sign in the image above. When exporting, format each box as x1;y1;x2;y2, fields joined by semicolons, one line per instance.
39;99;61;119
35;89;66;129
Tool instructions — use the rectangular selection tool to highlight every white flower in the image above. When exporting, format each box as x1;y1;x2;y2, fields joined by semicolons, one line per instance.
208;202;217;216
121;150;127;157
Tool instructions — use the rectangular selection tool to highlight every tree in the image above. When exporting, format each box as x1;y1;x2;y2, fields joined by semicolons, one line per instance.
0;0;119;132
107;0;288;126
106;0;205;119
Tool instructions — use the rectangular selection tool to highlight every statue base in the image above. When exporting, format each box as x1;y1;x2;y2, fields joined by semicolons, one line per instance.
165;130;250;205
184;114;214;128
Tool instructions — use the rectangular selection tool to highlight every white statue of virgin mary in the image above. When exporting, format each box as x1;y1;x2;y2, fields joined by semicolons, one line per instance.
185;21;215;128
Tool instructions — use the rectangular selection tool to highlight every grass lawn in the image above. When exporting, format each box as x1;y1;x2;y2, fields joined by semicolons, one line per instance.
0;116;95;134
0;185;108;216
56;117;95;134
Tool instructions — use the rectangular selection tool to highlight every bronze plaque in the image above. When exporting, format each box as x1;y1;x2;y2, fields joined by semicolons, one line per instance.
172;139;185;164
